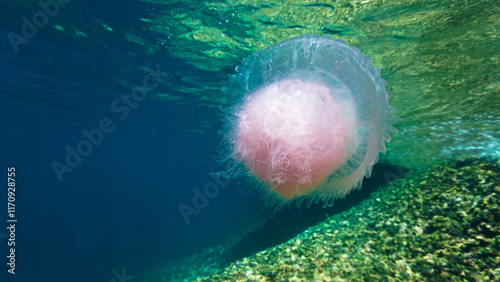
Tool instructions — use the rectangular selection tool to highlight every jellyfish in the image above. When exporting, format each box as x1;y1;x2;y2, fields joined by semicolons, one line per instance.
220;34;399;209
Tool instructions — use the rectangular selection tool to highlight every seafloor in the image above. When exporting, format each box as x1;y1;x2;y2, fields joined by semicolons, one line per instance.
148;158;500;281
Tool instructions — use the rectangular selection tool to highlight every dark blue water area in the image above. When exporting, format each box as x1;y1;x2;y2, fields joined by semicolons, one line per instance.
0;3;266;281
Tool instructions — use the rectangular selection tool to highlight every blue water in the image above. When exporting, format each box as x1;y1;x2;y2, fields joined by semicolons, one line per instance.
0;3;265;281
2;1;498;281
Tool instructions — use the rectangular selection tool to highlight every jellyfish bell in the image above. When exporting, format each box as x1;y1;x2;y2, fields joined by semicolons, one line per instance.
220;34;399;208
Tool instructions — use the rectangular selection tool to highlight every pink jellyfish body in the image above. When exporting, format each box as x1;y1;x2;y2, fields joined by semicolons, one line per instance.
221;34;399;208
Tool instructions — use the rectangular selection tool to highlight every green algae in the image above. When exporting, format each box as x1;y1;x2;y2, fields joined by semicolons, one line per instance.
187;158;499;281
144;158;499;281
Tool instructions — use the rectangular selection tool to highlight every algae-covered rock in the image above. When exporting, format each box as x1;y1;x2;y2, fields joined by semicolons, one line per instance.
194;158;499;281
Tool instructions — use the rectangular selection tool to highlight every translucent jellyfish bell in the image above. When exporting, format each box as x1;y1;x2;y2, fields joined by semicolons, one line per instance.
220;34;399;209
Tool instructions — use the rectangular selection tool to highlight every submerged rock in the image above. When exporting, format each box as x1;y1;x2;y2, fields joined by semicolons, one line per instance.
196;158;500;281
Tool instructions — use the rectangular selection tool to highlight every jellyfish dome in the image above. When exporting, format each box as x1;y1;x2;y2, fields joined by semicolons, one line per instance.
221;34;399;208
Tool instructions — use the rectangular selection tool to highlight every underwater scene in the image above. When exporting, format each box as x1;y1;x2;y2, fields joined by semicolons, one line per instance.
1;0;499;281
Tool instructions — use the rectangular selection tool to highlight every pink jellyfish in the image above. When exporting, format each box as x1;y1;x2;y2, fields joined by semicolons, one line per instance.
220;34;399;208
